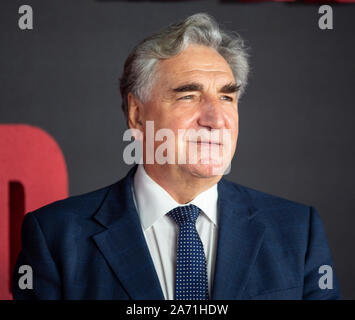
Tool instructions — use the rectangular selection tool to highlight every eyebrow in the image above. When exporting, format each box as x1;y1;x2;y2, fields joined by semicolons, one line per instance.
220;82;241;94
172;82;240;94
172;83;203;93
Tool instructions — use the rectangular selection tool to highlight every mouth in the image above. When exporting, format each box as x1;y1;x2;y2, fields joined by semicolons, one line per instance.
188;140;223;146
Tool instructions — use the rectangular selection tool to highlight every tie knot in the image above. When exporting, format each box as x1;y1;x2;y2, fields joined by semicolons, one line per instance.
167;204;200;225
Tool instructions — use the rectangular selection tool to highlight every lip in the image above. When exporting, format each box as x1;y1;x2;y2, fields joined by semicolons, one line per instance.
188;141;223;145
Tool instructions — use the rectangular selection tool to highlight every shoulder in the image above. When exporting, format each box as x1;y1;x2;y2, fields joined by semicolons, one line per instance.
24;182;114;230
220;178;313;226
220;179;325;252
220;178;308;209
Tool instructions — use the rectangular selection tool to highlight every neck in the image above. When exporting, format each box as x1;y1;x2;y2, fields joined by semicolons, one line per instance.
143;164;221;204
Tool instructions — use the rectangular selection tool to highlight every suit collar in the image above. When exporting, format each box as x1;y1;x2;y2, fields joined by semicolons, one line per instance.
92;165;138;228
211;178;265;299
92;165;165;299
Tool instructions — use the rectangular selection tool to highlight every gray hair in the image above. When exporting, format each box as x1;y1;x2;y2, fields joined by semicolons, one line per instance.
119;13;250;122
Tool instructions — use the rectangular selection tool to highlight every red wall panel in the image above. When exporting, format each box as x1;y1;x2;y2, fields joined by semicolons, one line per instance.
0;124;68;299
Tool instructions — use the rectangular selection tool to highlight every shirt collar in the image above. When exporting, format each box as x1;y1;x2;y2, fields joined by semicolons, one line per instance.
133;164;218;230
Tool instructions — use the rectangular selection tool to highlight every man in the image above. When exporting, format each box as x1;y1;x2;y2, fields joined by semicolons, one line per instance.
13;13;340;299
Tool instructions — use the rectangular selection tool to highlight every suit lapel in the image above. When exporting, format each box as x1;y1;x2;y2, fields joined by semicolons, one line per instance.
211;179;265;300
92;165;165;300
90;166;265;300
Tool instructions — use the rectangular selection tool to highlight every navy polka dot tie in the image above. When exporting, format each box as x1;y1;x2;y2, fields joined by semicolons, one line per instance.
167;204;209;300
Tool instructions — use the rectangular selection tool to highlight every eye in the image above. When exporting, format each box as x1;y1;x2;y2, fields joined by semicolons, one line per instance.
221;95;233;102
178;95;194;100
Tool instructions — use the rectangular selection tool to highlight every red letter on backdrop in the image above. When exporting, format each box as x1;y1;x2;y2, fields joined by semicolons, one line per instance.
0;124;68;299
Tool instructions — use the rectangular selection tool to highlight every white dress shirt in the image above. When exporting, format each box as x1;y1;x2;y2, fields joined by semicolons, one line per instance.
132;164;219;300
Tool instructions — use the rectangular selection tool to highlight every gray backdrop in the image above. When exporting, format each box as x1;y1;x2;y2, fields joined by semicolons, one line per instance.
1;0;354;299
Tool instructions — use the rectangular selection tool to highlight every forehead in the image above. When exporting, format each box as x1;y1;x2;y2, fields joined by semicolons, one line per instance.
155;44;235;85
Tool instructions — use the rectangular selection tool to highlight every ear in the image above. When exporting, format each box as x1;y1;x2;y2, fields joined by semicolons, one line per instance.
127;92;144;132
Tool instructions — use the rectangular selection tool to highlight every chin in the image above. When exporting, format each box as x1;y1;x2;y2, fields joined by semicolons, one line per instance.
182;161;228;179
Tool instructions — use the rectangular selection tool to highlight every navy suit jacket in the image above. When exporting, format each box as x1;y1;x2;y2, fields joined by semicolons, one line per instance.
12;165;340;299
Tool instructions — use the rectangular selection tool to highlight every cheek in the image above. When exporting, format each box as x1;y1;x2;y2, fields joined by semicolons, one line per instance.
225;110;239;136
169;114;196;135
233;117;239;139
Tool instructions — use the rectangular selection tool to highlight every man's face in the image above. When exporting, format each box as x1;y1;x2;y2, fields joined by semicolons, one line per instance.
138;44;239;179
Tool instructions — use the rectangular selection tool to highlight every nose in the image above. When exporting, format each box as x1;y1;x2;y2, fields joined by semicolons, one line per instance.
197;97;225;130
